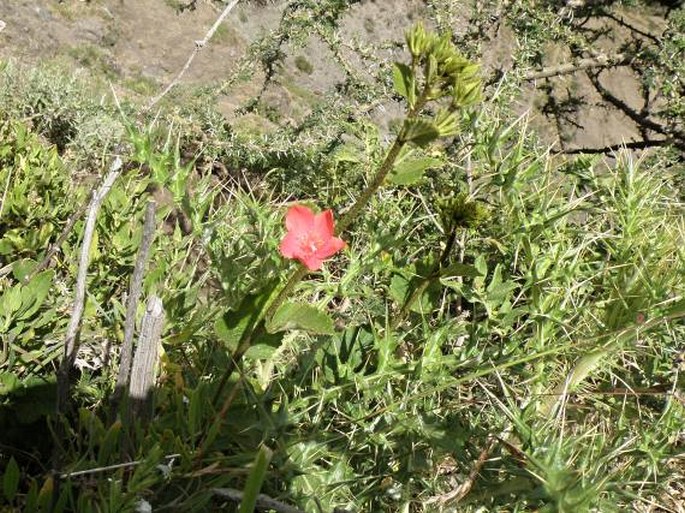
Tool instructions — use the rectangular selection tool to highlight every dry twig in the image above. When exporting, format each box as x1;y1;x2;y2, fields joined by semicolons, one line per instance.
127;295;165;423
212;488;306;513
426;436;497;507
56;155;123;417
147;0;240;109
523;53;629;81
212;488;353;513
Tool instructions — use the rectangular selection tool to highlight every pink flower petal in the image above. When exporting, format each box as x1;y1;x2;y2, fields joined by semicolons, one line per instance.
279;204;346;271
279;231;301;258
313;209;336;238
285;205;315;232
300;253;324;271
316;236;346;259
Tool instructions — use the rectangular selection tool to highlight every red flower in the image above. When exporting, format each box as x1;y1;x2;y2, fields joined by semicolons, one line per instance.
279;205;346;271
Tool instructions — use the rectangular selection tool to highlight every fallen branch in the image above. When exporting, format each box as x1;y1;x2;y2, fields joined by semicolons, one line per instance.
60;454;180;480
524;53;629;81
147;0;241;109
127;295;165;424
212;488;305;513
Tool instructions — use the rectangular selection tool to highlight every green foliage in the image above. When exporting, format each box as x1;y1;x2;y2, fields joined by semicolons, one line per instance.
0;62;124;161
239;446;273;513
294;55;314;75
1;5;684;513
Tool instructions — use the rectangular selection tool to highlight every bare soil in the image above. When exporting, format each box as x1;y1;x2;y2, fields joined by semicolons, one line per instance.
0;0;677;152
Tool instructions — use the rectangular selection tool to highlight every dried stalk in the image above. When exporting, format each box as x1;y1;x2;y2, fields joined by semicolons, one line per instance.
524;53;629;81
112;200;157;413
147;0;240;109
56;155;123;417
427;436;496;506
127;295;165;423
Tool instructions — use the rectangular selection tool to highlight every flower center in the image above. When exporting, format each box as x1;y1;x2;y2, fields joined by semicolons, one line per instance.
299;233;323;254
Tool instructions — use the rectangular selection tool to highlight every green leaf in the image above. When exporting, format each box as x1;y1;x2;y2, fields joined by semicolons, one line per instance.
434;109;460;137
486;265;517;303
11;259;37;282
389;156;442;185
334;144;363;164
188;386;204;436
389;273;410;304
2;457;20;501
0;373;20;396
440;263;482;278
16;270;54;321
214;315;241;352
37;476;54;511
665;299;685;318
0;286;22;317
239;446;273;513
392;62;416;107
215;286;277;350
97;420;122;466
245;344;278;360
267;302;335;335
401;118;440;147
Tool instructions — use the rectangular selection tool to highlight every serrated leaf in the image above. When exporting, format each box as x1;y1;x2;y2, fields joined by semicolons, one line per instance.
0;372;20;396
389;273;410;304
2;457;20;501
392;62;416;107
334;144;363;164
98;420;122;466
401;118;440;147
474;255;487;276
214;315;240;352
267;302;334;335
434;109;460;137
11;259;37;282
389;156;442;185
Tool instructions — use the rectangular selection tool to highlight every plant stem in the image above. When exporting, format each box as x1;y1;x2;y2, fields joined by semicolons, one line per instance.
391;279;431;331
262;265;309;322
336;93;428;234
210;266;308;407
211;93;428;407
390;226;460;330
336;137;405;234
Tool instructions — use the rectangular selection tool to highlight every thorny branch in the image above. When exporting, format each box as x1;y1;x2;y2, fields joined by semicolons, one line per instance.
523;53;630;81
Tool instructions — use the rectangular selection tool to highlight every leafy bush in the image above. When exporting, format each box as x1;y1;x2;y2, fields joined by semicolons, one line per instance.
0;3;684;513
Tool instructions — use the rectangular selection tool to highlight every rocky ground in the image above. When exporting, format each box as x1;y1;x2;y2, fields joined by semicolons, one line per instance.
0;0;680;153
